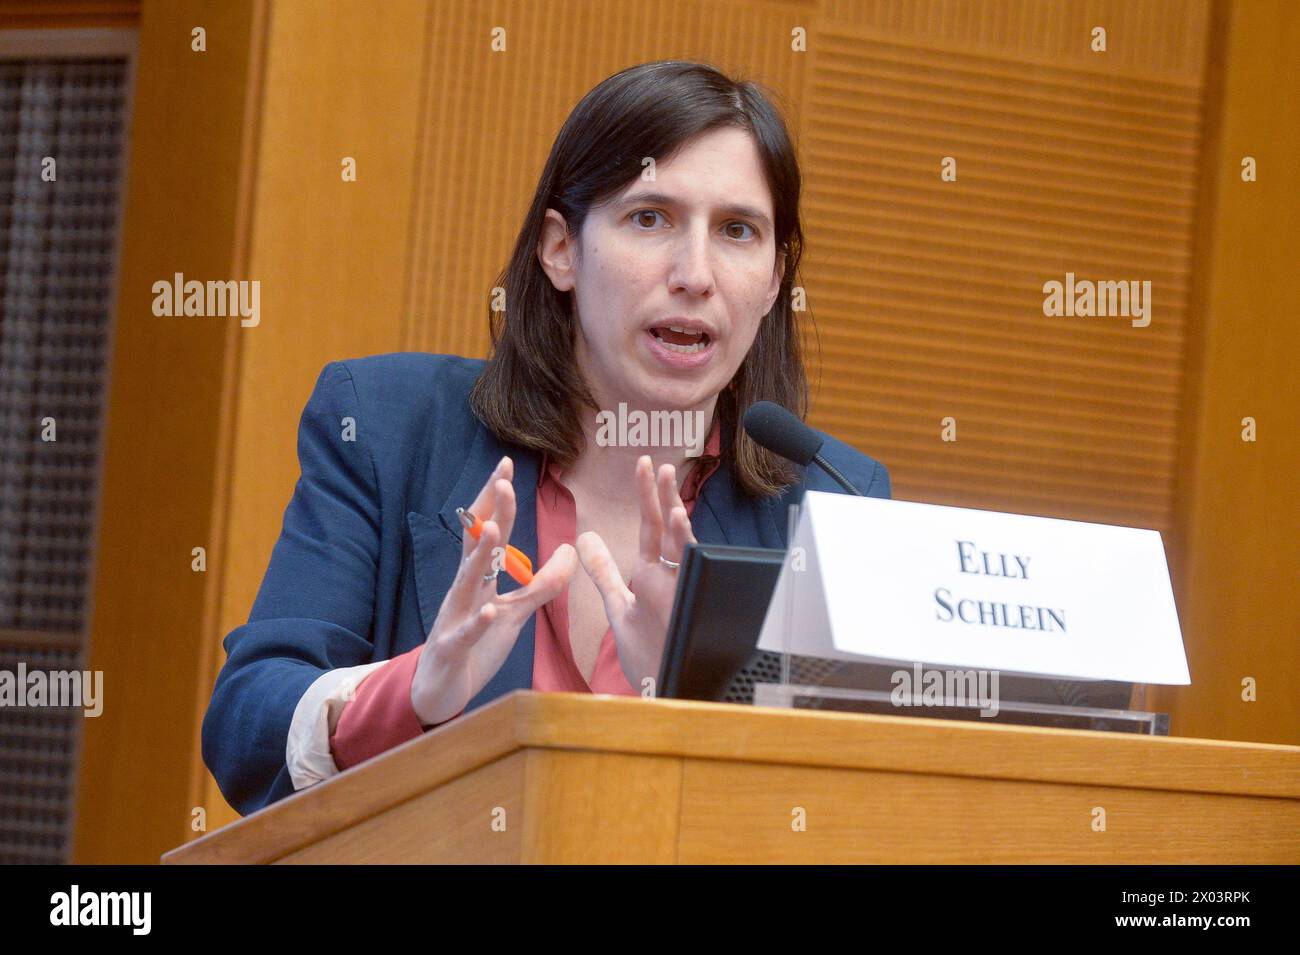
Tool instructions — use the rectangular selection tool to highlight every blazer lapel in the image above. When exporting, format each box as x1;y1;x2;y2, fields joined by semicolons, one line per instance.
694;414;788;550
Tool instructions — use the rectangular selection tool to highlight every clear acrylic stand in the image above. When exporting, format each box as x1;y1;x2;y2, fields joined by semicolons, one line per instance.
753;683;1170;734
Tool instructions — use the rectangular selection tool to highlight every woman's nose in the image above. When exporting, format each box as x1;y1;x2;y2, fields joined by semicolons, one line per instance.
668;227;716;297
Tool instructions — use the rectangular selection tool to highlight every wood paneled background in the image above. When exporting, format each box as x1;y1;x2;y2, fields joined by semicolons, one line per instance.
21;0;1291;861
802;13;1205;530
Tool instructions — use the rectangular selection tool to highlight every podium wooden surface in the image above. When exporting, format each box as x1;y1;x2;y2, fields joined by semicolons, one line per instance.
165;691;1300;864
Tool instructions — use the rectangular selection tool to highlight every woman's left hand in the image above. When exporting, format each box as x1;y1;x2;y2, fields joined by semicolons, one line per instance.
576;455;696;694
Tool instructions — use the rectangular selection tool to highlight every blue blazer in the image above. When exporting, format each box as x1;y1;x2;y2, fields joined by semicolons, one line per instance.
201;353;891;815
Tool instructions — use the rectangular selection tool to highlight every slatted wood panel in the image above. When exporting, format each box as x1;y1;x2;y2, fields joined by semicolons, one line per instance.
798;6;1209;530
821;0;1208;78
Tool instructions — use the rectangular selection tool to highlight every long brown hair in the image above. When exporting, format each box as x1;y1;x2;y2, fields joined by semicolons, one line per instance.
469;59;810;498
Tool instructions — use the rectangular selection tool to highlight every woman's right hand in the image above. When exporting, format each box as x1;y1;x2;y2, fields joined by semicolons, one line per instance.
410;455;576;727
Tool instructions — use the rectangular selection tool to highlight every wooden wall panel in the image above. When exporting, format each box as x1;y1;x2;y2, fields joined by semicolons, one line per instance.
821;0;1208;78
1153;0;1300;745
73;0;259;863
200;0;430;832
797;6;1209;531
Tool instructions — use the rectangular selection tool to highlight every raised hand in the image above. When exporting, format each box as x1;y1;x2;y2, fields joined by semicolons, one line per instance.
410;456;577;726
576;454;695;693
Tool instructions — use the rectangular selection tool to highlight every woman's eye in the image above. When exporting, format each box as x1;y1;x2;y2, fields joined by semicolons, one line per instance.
725;221;757;241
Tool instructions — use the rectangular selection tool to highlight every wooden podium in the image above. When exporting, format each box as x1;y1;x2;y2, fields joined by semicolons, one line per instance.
165;691;1300;864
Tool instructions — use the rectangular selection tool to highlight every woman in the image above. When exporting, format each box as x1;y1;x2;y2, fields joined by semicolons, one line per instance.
202;60;891;816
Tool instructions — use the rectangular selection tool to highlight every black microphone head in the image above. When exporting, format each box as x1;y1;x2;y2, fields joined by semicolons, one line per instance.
742;401;823;466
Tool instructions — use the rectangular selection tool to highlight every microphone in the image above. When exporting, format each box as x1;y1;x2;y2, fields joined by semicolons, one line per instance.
742;401;863;496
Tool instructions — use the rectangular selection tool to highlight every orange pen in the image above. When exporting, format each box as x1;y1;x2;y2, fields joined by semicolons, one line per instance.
455;507;534;585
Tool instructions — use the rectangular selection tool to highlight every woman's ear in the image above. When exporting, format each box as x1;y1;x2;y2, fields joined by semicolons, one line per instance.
537;209;577;292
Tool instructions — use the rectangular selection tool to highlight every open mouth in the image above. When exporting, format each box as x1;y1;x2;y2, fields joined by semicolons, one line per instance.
648;325;711;354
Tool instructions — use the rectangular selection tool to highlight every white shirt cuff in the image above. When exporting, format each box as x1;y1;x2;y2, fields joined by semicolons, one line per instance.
286;662;390;790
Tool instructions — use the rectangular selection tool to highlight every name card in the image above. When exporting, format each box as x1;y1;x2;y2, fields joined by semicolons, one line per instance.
757;492;1190;685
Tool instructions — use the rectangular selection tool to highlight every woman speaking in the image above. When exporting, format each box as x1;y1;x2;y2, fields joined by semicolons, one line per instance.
202;60;891;816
